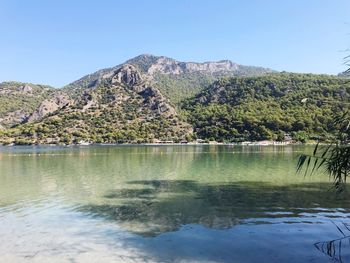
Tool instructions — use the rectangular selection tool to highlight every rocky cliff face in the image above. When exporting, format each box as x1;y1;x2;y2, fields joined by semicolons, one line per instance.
146;57;239;76
64;54;275;95
27;92;73;122
0;82;54;128
0;54;275;143
1;64;191;144
125;54;248;75
106;64;176;117
111;64;143;86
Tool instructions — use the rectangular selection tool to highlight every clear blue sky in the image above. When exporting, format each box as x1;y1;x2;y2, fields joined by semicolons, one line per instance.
0;0;349;87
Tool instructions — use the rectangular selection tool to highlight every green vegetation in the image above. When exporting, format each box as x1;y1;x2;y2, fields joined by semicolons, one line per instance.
125;54;160;73
297;53;350;192
182;73;350;142
0;82;190;145
63;55;275;104
153;72;216;103
0;82;54;127
1;62;349;145
298;111;350;192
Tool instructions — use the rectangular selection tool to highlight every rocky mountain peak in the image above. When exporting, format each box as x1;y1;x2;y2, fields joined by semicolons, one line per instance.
64;54;274;94
125;55;242;75
130;54;158;61
111;64;143;86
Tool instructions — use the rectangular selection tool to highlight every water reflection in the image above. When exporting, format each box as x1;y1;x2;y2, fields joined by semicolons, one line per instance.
1;145;350;262
314;222;350;262
78;180;350;236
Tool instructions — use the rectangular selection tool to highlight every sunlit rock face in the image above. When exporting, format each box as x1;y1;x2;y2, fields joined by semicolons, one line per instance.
0;54;275;143
111;64;143;86
0;63;192;144
0;54;275;128
27;93;73;122
107;65;177;117
0;82;54;128
147;57;239;75
63;54;274;100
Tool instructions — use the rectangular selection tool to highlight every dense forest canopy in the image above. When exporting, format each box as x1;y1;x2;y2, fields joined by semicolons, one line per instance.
181;73;350;142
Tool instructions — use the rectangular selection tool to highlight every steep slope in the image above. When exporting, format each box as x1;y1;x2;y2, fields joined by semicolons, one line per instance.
2;55;345;145
0;82;54;128
64;54;275;103
1;65;192;144
182;73;350;142
0;55;275;131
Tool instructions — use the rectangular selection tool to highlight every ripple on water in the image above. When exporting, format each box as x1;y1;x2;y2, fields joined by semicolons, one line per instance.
0;145;350;262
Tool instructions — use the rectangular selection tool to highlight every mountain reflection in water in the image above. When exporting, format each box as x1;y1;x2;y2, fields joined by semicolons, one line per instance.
2;145;350;262
77;180;350;236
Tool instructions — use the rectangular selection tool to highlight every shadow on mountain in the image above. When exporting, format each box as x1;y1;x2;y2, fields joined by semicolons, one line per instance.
77;180;350;237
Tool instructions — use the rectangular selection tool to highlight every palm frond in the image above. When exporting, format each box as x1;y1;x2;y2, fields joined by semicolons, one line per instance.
297;111;350;192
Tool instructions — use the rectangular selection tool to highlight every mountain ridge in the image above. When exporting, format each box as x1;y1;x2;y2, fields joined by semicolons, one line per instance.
63;54;276;102
1;55;348;145
14;54;275;127
0;64;192;144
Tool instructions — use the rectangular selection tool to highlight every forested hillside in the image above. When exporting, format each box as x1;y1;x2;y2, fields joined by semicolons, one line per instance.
0;65;191;145
0;56;348;145
182;73;350;142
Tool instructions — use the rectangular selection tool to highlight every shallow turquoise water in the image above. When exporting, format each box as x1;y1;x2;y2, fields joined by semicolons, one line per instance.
0;145;349;262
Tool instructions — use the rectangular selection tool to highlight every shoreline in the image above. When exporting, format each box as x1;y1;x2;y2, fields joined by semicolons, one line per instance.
0;141;315;147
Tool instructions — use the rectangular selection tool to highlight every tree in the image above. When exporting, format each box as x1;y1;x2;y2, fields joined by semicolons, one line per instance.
297;111;350;192
297;53;350;192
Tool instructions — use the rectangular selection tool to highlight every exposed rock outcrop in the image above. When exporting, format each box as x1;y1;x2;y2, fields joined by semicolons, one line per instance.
103;65;177;117
27;93;73;122
64;54;274;92
0;81;54;128
0;110;28;127
21;84;33;92
147;57;239;75
138;86;176;116
0;54;275;143
111;64;143;86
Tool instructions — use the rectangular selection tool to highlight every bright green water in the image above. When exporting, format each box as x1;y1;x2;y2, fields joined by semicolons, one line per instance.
0;145;349;262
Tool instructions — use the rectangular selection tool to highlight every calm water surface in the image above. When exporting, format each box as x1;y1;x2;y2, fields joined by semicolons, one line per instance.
0;145;350;262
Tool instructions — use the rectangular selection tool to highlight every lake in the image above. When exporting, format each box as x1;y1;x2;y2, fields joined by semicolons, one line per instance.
0;145;349;262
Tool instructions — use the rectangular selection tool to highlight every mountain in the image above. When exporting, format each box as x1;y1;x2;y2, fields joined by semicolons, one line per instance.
5;54;274;130
182;73;350;142
1;55;348;145
0;64;192;144
65;54;275;103
0;82;54;128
